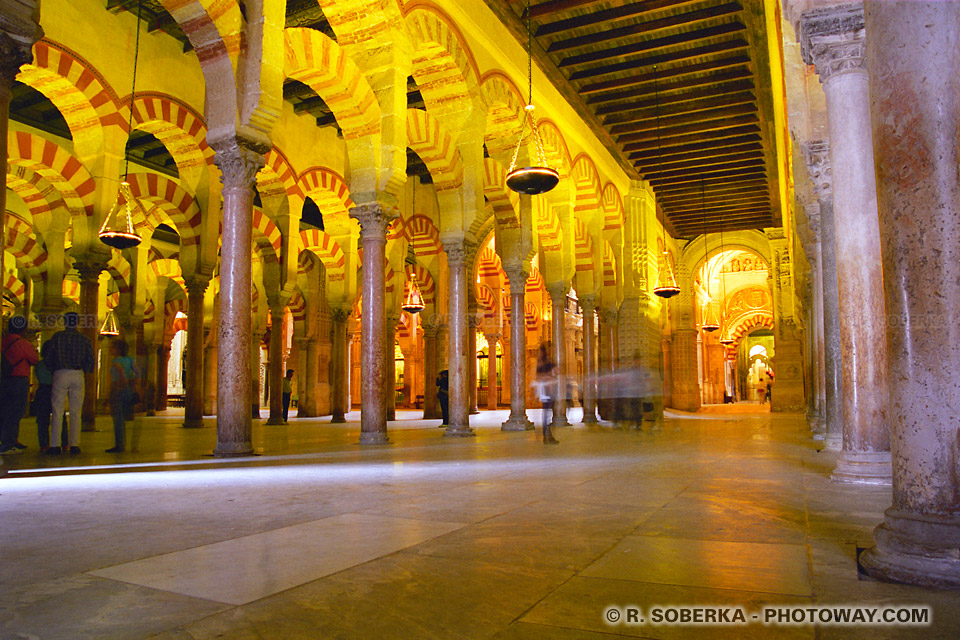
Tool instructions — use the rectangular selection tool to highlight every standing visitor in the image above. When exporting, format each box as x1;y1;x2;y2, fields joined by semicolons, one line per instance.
536;342;559;445
34;359;68;452
107;339;137;452
42;312;95;455
1;316;39;455
282;369;294;423
436;370;449;426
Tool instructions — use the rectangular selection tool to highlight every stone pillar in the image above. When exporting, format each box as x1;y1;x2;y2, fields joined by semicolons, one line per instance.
331;308;350;423
859;0;960;588
203;342;217;415
422;323;440;420
547;282;570;427
580;295;598;423
598;307;618;420
385;312;399;422
251;333;262;419
145;343;158;415
484;333;500;410
350;203;392;444
266;304;285;425
211;143;264;457
805;141;844;450
75;262;102;430
442;242;473;436
300;338;318;416
157;345;170;411
800;5;891;483
467;310;479;415
502;268;533;430
182;278;208;427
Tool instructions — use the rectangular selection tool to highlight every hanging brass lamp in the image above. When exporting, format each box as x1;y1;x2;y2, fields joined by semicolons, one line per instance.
402;273;426;315
99;0;145;250
717;195;733;345
99;308;120;337
702;303;720;333
651;66;679;299
505;0;559;196
699;177;719;332
653;251;680;298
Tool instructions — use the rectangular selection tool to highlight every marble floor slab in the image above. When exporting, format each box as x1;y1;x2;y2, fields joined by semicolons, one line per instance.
89;513;464;605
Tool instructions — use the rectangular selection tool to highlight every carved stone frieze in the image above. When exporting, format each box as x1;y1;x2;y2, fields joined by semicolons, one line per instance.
799;4;866;83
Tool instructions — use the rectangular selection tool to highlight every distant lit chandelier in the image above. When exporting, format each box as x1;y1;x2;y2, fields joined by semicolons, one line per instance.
401;194;425;315
99;0;145;250
718;203;734;346
652;66;680;299
505;0;559;196
99;308;120;336
699;177;719;332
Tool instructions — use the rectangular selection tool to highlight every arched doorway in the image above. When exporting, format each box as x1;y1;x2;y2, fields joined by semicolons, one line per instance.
477;333;502;407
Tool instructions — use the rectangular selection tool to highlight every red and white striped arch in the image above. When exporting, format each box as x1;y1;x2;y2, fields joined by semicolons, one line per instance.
7;131;95;218
3;273;26;307
3;214;47;273
408;215;442;257
125;173;202;245
407;109;463;193
132;94;213;185
482;157;520;230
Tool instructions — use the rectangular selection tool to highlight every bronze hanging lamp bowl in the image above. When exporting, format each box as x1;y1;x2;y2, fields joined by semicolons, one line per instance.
402;273;426;314
719;336;735;346
651;66;679;299
99;308;120;337
653;251;680;298
99;181;144;249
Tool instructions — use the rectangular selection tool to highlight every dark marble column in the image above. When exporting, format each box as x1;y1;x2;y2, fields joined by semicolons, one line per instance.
484;333;500;410
202;342;217;415
182;278;208;428
330;308;350;423
467;309;479;415
211;142;264;457
442;241;473;436
547;282;570;427
251;332;263;419
859;0;960;589
266;304;285;425
800;5;890;483
502;267;533;431
422;323;440;420
580;294;598;423
350;203;392;444
75;262;102;430
385;312;399;422
157;345;170;411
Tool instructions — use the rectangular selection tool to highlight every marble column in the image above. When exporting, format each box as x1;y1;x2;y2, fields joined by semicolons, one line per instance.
598;307;618;420
266;304;285;425
145;343;158;415
182;278;207;428
330;308;350;423
75;262;102;430
580;295;598;423
484;333;500;410
385;312;399;422
442;241;473;436
805;140;844;450
801;5;890;483
467;309;479;415
300;338;319;417
211;143;264;457
350;203;392;444
202;342;217;416
251;333;262;419
547;282;570;427
859;0;960;588
157;345;170;411
422;323;440;420
502;267;533;430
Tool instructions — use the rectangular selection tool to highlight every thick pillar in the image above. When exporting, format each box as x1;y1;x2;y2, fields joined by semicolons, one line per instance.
266;304;285;425
386;312;399;422
859;0;960;588
801;5;890;483
598;308;618;420
75;262;102;430
182;278;208;427
157;345;170;411
442;242;473;436
422;323;439;420
484;333;500;410
467;311;479;415
300;338;319;416
805;141;844;450
331;308;350;423
145;343;159;415
251;333;262;419
212;143;264;457
350;203;392;444
547;282;569;427
202;342;217;415
502;268;533;430
580;295;598;423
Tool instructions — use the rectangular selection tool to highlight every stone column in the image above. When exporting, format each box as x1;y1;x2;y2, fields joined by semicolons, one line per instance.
859;0;960;589
75;262;102;430
502;267;533;430
805;141;844;450
467;309;479;415
299;338;318;417
442;242;473;436
546;282;570;427
251;332;262;419
422;323;440;419
350;203;392;444
598;307;618;420
157;345;170;411
484;333;500;410
385;312;399;422
580;295;598;423
266;304;285;425
800;5;890;483
182;278;208;427
211;143;264;456
145;343;158;415
330;308;350;423
202;342;217;415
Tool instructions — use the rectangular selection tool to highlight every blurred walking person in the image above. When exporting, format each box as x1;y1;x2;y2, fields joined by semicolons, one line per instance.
106;339;137;452
535;343;559;445
1;316;39;455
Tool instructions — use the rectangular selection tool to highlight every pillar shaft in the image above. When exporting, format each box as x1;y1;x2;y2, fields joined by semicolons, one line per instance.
443;242;473;436
212;144;264;456
182;279;207;427
859;0;960;588
502;269;533;430
251;333;262;419
422;325;439;420
598;308;618;420
547;283;569;427
331;309;350;422
484;334;500;410
203;343;217;415
350;203;391;444
157;345;170;411
467;314;479;415
386;313;398;422
581;296;598;423
299;338;318;417
266;306;285;424
801;5;890;482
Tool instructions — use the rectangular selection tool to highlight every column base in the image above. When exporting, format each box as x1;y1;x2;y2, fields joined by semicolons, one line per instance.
824;433;842;451
265;417;284;425
182;418;205;429
331;414;346;424
469;407;480;415
831;450;892;485
443;424;476;437
860;509;960;589
582;408;598;423
359;431;390;445
501;415;535;431
213;442;254;457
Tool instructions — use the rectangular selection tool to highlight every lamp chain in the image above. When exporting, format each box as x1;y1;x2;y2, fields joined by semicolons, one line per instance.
124;0;143;180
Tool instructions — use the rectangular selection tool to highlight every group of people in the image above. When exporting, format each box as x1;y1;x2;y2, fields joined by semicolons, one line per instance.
0;312;138;455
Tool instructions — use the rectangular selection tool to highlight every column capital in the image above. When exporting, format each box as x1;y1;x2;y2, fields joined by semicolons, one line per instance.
422;323;440;339
483;332;501;343
183;276;210;297
545;281;568;303
799;4;866;83
579;293;598;312
0;32;36;90
503;266;529;292
599;307;618;325
212;141;267;189
803;140;832;202
73;261;104;283
331;307;351;323
350;202;396;239
442;241;467;267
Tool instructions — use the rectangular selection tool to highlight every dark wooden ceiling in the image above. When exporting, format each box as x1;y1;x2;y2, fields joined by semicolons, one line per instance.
484;0;782;236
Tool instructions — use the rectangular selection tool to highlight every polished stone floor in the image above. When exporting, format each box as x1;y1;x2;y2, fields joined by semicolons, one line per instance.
1;407;958;639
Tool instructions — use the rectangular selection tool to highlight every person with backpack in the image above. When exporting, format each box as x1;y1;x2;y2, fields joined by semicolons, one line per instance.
41;312;95;455
1;316;40;455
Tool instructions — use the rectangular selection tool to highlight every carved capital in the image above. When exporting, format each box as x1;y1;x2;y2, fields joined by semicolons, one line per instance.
0;32;34;90
349;203;395;239
599;308;618;325
579;293;597;312
799;4;866;83
503;267;529;294
213;143;267;189
442;241;467;268
545;282;568;305
183;277;209;298
331;307;351;323
422;323;440;339
803;140;832;201
73;261;104;284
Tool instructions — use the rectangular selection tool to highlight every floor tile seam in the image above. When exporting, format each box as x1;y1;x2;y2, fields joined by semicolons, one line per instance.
487;620;644;639
622;531;811;548
573;574;817;599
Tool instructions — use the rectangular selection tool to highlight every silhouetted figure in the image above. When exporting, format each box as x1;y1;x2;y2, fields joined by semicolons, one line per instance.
535;343;559;445
282;369;294;422
107;339;137;452
1;316;39;455
436;369;449;426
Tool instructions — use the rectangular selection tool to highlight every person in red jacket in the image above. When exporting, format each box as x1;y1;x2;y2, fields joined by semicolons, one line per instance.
1;316;40;455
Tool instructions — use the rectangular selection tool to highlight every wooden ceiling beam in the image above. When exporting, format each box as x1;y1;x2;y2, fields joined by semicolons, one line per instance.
633;142;763;169
596;79;754;118
591;68;753;110
658;180;769;199
605;91;756;127
629;132;763;160
537;0;704;36
637;150;766;174
528;0;607;19
621;116;759;149
665;197;771;216
580;54;751;95
654;168;767;187
568;39;749;81
645;158;766;182
615;103;756;139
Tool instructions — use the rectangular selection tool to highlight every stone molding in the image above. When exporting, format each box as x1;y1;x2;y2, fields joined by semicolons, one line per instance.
503;267;529;293
442;241;467;268
0;31;34;89
349;202;394;239
545;281;568;303
803;140;832;201
799;4;866;83
212;143;267;189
